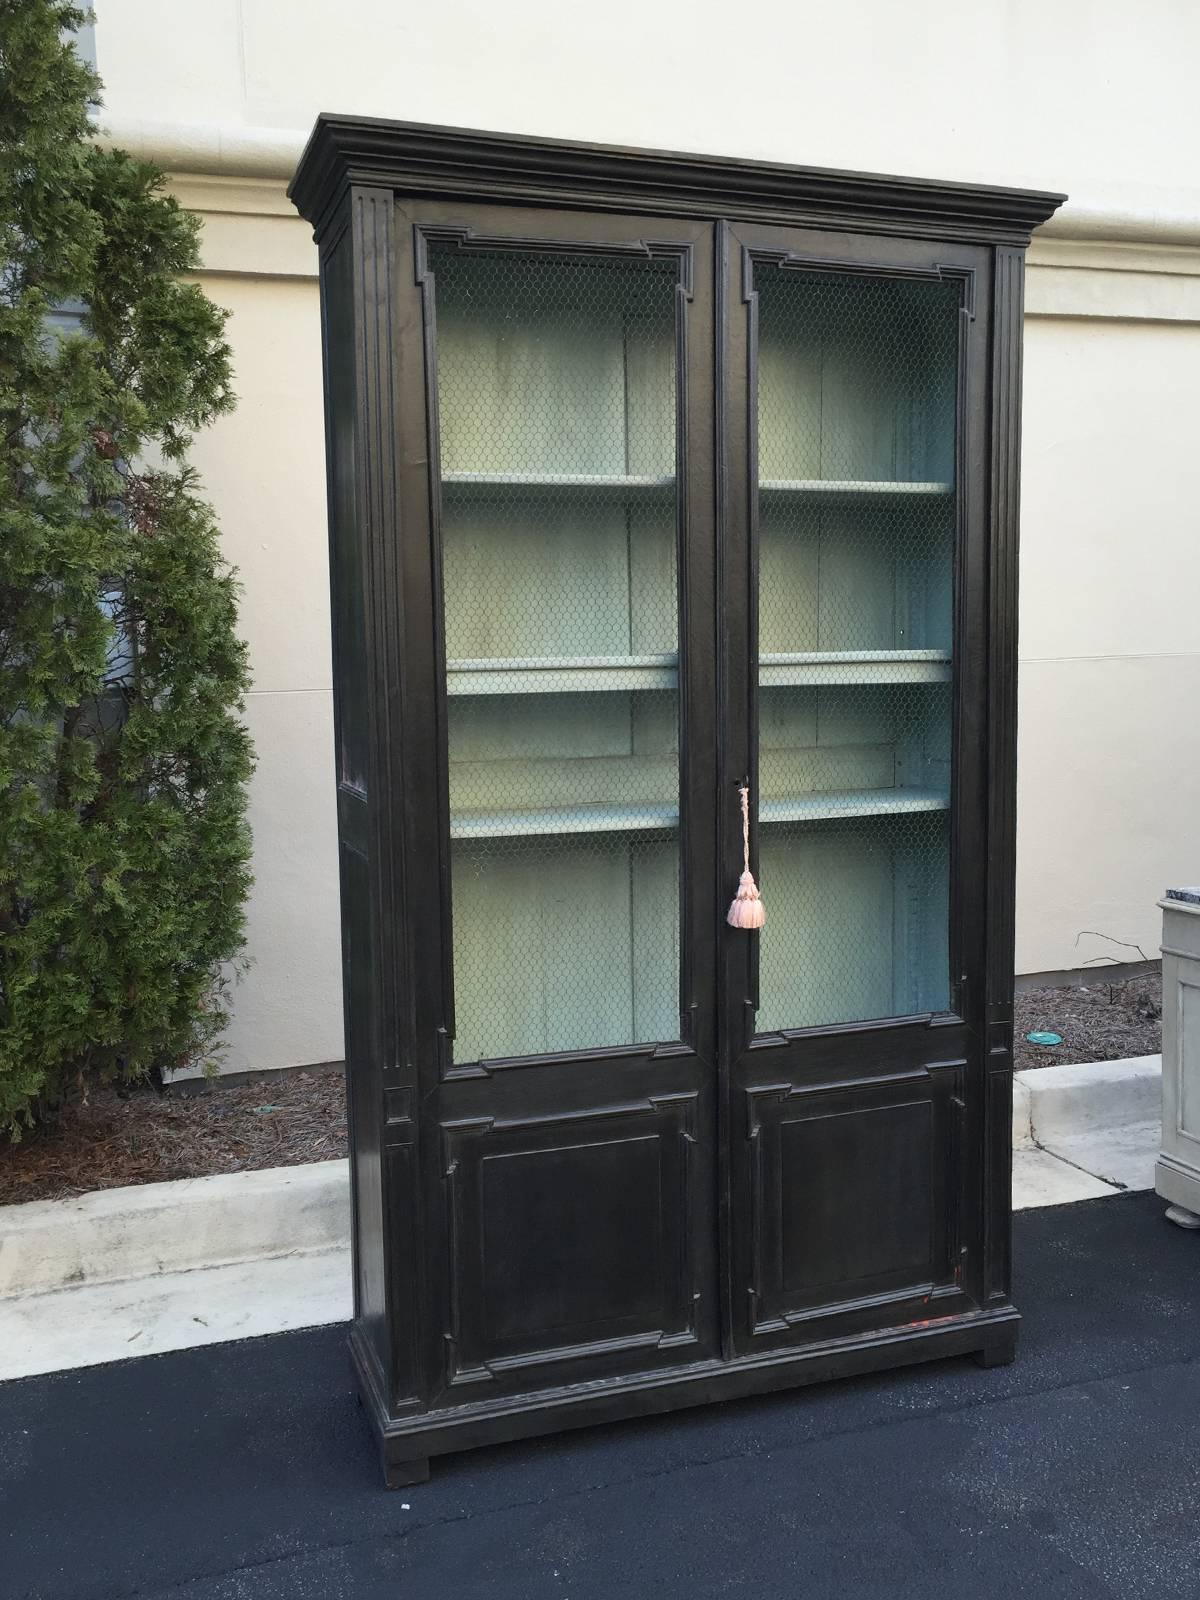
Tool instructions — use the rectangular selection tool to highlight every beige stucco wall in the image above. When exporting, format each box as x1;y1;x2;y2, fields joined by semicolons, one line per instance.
1018;306;1200;975
88;1;1200;1071
183;267;342;1073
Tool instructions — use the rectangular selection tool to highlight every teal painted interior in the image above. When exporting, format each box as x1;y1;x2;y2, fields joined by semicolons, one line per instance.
753;265;959;1032
432;246;682;1063
431;248;960;1061
450;832;679;1061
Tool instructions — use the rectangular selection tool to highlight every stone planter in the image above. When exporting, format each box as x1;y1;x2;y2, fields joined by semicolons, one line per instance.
1156;888;1200;1228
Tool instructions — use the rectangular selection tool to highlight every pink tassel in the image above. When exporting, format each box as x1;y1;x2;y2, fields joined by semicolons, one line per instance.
728;869;766;929
727;784;765;929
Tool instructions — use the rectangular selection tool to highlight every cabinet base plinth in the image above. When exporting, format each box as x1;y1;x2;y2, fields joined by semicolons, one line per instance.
972;1336;1017;1369
352;1307;1019;1487
383;1454;431;1490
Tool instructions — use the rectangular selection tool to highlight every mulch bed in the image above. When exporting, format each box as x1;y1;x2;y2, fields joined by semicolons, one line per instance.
1;975;1163;1206
1014;972;1161;1073
0;1064;347;1207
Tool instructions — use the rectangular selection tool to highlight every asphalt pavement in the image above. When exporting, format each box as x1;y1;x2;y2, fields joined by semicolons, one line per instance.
2;1190;1199;1600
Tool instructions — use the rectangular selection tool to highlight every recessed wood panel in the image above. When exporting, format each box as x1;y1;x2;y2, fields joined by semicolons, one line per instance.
1180;982;1200;1142
777;1099;933;1294
745;1071;954;1334
481;1137;663;1341
442;1095;699;1384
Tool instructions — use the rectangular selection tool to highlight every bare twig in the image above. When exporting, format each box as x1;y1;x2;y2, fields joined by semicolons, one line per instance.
1074;930;1150;964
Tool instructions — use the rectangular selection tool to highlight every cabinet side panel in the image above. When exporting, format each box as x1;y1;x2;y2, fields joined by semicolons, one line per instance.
321;223;389;1385
983;244;1025;1306
326;233;370;799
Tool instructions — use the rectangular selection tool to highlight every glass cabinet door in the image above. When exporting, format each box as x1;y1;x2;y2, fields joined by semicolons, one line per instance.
750;264;961;1031
428;244;684;1064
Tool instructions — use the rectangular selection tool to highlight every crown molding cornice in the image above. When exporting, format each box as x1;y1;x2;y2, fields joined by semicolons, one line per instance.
288;114;1064;246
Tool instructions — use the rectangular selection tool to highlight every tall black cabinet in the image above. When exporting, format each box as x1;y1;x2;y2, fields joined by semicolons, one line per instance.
290;118;1063;1486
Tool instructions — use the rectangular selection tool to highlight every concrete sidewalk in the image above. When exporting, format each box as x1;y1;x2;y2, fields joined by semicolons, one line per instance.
2;1191;1198;1600
1013;1053;1160;1203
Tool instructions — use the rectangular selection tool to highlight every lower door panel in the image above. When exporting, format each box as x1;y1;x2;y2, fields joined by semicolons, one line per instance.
736;1044;968;1351
432;1057;717;1401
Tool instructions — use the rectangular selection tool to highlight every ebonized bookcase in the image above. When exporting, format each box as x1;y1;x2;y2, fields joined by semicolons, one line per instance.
290;118;1063;1486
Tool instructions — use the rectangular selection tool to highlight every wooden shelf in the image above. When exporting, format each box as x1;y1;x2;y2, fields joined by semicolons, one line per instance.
760;478;952;496
442;470;674;495
447;654;678;696
759;650;951;687
448;651;949;695
451;802;678;840
450;788;948;841
760;788;949;824
444;473;947;498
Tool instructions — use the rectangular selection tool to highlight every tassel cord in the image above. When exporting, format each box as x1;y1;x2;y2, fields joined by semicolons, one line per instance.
727;783;765;929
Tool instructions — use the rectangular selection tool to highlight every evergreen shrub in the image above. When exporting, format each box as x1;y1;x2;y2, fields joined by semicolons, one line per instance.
0;1;254;1135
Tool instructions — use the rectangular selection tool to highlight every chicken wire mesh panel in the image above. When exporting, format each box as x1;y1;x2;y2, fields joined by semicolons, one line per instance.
429;244;682;1063
752;263;960;1033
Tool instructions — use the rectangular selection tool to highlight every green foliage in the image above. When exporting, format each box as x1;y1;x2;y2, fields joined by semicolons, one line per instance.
0;1;253;1135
